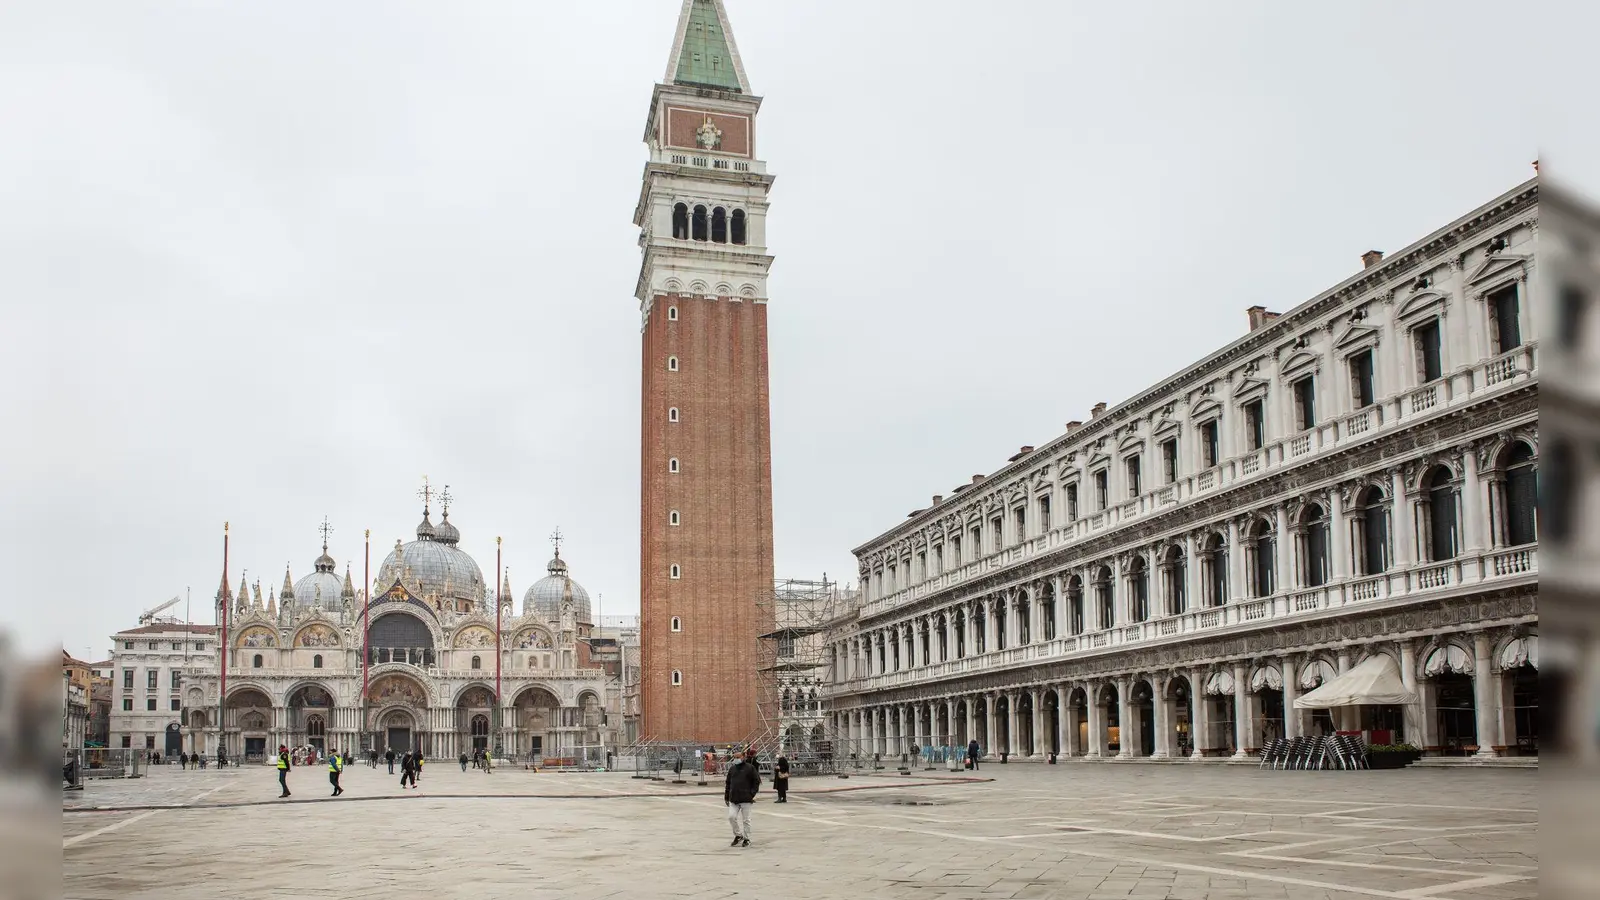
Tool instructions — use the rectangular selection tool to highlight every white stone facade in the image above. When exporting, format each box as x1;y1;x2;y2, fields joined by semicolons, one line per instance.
824;179;1540;761
108;623;217;756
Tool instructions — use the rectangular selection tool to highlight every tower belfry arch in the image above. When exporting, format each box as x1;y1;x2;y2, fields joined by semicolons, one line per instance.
636;0;777;747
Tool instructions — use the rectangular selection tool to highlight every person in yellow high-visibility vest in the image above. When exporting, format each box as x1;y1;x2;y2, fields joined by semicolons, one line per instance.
328;750;344;797
483;749;492;774
276;746;291;798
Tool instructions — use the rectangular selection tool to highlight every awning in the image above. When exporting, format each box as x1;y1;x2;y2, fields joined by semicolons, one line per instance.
1293;654;1418;708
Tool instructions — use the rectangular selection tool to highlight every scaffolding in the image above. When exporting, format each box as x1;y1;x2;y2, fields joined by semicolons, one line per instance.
750;577;863;775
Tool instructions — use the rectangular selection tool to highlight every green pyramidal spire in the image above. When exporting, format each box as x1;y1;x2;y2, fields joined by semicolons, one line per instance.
670;0;747;93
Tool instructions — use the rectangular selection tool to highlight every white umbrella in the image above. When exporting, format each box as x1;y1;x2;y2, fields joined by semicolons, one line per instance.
1293;654;1417;708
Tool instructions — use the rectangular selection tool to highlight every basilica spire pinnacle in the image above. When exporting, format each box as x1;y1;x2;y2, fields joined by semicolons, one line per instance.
666;0;750;93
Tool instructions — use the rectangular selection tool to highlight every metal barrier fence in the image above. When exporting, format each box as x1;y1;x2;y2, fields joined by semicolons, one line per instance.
63;748;144;784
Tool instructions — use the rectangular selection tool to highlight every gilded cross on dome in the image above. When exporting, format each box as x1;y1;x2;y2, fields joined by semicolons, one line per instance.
318;516;334;547
417;476;433;511
438;485;453;515
550;526;564;558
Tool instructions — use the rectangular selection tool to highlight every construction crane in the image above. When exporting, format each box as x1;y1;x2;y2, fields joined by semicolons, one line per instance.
138;596;182;625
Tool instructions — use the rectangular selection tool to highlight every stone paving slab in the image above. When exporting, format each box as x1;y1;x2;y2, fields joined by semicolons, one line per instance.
63;763;1536;900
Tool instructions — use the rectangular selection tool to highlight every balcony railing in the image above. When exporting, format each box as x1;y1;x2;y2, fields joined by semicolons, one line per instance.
853;344;1537;622
830;547;1536;697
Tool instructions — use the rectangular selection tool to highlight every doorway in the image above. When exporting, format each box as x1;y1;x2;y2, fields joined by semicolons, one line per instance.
1435;673;1477;754
386;727;412;754
164;723;183;757
1509;666;1537;755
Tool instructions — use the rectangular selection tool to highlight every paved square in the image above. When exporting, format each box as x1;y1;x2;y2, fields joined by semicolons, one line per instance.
63;762;1536;900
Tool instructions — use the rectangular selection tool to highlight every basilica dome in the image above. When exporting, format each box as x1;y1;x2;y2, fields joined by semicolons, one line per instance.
523;552;592;625
377;510;486;610
286;543;350;613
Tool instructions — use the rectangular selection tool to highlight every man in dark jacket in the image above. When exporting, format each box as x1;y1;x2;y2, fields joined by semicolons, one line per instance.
966;739;981;771
385;748;396;774
723;747;762;847
399;751;418;789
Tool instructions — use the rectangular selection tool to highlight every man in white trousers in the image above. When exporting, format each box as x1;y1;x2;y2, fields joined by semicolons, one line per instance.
723;747;763;847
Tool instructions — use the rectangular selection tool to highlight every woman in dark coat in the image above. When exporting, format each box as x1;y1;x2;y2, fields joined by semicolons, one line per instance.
774;755;791;802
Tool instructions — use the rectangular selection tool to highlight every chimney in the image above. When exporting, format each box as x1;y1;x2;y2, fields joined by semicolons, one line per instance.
1065;420;1082;433
971;474;985;485
1091;402;1107;418
1247;305;1282;332
931;494;943;505
1361;250;1384;269
1008;445;1036;463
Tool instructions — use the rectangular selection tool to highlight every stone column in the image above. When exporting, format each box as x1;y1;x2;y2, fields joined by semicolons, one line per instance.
1085;683;1104;758
1281;657;1301;739
1032;689;1046;756
1232;662;1250;757
1399;641;1422;745
1472;633;1499;757
1052;575;1066;641
1190;668;1210;759
984;598;999;653
1057;685;1071;756
1116;677;1134;758
1152;675;1172;759
1006;693;1021;755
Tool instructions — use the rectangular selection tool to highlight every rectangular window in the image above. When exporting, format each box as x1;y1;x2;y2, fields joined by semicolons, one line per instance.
122;669;133;690
1293;376;1316;430
148;642;158;650
170;670;181;689
933;544;943;574
123;642;133;650
1244;399;1266;451
1066;484;1079;520
1038;495;1052;532
1349;350;1375;409
1201;420;1220;468
1161;438;1178;484
1094;470;1109;510
1013;507;1026;542
145;735;156;750
122;698;133;711
147;670;158;691
951;535;961;563
971;525;981;558
121;735;131;749
146;698;157;711
1125;456;1141;497
1489;284;1522;353
916;551;926;581
990;516;1003;551
170;699;181;712
1415;320;1443;382
195;643;207;652
171;642;182;651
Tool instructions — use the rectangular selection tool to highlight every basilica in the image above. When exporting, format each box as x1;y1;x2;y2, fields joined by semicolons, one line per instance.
184;496;622;764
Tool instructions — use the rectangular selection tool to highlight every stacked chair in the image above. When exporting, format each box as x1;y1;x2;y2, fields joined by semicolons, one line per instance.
1257;734;1369;770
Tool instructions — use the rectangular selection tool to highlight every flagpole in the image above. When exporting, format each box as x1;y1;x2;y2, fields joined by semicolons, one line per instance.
362;529;371;752
494;535;503;758
217;522;229;761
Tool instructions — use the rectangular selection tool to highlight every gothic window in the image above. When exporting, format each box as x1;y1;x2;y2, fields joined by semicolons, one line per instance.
670;616;682;632
1163;545;1187;615
1349;349;1376;409
731;209;747;245
1355;487;1390;575
1299;504;1329;587
669;458;680;473
667;356;678;371
1292;376;1316;431
307;715;324;741
1423;466;1460;561
1128;557;1150;621
1414;320;1443;383
667;306;679;321
691;205;708;241
668;407;679;422
1489;284;1522;353
313;654;323;669
672;203;689;240
1094;566;1114;629
1203;533;1228;606
1501;443;1538;546
252;654;263;668
711;207;728;243
470;655;481;670
1067;576;1085;635
1249;519;1275;598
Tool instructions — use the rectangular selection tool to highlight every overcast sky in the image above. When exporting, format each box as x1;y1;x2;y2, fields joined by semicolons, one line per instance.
4;1;1592;660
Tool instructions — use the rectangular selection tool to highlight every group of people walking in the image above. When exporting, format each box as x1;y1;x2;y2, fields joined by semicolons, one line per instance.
458;748;493;772
175;751;223;769
274;745;356;798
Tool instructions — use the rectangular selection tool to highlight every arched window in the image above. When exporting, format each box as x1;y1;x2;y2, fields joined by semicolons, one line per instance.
470;655;482;670
668;407;679;423
670;616;682;632
1502;443;1538;546
1203;533;1228;607
711;207;727;243
1250;519;1275;598
671;670;683;686
1128;557;1150;622
672;203;689;240
1163;546;1187;615
312;654;323;669
1300;504;1329;587
252;654;263;668
1094;566;1114;629
667;305;679;321
668;458;680;473
669;509;680;526
731;209;747;245
691;205;708;241
667;356;679;371
1424;466;1459;561
670;564;681;579
1067;576;1085;635
1355;487;1389;575
1015;596;1031;644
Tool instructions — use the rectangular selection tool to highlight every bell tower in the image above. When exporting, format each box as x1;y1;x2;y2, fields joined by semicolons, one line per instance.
636;0;776;744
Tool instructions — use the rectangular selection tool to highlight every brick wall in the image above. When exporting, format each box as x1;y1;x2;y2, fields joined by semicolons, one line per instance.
639;292;775;743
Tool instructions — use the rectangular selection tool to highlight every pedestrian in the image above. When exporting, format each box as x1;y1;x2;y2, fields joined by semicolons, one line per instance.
198;753;207;770
483;749;492;774
415;753;423;782
385;748;396;774
179;752;188;770
399;751;418;789
723;747;762;848
276;745;292;798
774;754;790;803
966;738;981;771
460;751;469;772
328;750;344;797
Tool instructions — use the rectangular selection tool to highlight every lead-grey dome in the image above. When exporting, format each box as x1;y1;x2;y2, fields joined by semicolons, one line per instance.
377;510;486;610
523;552;592;625
292;542;345;612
